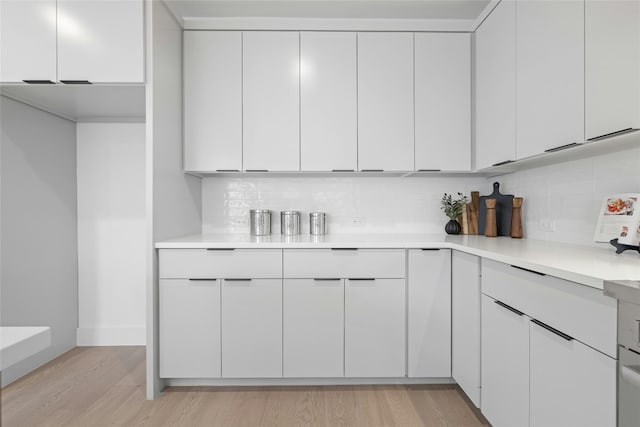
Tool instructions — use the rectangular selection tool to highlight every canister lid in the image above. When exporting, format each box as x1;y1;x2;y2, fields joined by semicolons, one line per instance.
281;211;301;216
310;212;326;217
250;209;271;214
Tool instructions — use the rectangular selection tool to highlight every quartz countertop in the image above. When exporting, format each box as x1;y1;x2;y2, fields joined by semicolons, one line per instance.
156;233;640;290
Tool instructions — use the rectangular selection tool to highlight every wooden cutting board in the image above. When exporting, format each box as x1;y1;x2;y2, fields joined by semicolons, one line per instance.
478;182;514;237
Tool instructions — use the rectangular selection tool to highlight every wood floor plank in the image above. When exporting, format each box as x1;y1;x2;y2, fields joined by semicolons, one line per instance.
1;348;488;427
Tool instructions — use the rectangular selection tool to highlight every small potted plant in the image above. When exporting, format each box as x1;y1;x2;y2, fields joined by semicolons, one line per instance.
441;192;468;235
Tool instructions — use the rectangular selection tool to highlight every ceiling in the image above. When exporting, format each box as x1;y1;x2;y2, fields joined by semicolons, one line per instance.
164;0;492;21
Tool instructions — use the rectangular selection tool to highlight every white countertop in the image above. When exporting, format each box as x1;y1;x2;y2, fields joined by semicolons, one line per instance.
0;326;51;371
156;233;640;290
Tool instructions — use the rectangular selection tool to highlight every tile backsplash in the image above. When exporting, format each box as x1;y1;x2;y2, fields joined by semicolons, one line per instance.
497;146;640;246
202;176;487;235
202;147;640;246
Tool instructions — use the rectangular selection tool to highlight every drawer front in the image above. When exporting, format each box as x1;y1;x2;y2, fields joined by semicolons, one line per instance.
159;249;282;279
481;259;617;358
283;249;406;278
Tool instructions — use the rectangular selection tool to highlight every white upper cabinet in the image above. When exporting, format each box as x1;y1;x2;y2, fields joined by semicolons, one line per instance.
0;0;57;83
243;31;300;171
300;32;357;172
57;0;144;83
357;32;414;171
516;0;584;158
585;0;640;140
184;31;242;172
415;33;471;171
475;0;517;170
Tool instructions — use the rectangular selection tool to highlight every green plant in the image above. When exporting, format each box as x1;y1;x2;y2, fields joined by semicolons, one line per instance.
441;192;468;220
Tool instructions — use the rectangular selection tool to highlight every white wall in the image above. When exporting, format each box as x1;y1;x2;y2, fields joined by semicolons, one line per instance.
146;0;203;399
76;123;146;346
202;176;488;234
497;146;640;245
0;96;78;386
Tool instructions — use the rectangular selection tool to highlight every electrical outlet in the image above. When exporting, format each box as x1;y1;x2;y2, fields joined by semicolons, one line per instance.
351;217;365;226
540;220;556;232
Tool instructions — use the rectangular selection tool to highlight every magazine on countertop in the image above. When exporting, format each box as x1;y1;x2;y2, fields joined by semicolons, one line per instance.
594;193;640;246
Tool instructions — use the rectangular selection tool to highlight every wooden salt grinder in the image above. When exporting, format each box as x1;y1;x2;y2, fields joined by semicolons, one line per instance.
510;197;524;239
484;198;497;237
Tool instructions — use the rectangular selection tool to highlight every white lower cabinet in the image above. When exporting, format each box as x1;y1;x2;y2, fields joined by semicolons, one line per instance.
345;278;405;377
159;279;221;378
283;278;344;377
529;320;616;427
407;249;451;377
451;251;481;407
222;278;282;378
481;294;529;427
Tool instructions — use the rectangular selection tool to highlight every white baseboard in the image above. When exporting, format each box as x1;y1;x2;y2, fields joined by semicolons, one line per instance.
76;327;146;346
165;377;455;387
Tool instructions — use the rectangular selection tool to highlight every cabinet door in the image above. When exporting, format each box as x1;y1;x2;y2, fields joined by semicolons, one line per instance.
415;34;471;171
283;279;344;377
243;31;300;171
585;0;640;140
451;251;481;407
57;0;144;83
516;0;584;158
345;278;405;377
300;32;357;172
0;0;56;83
407;249;451;377
357;32;414;171
184;31;242;172
481;295;529;427
475;0;516;169
222;279;282;378
159;279;221;378
530;320;616;427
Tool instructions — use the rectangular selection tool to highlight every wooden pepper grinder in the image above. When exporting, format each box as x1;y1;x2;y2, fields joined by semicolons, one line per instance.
485;198;497;237
510;197;524;239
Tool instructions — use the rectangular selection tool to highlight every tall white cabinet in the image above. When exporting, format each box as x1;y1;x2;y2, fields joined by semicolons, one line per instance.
300;32;358;172
516;0;585;158
407;249;452;378
184;31;242;172
475;0;517;169
57;0;144;83
451;250;481;407
0;0;57;83
357;32;414;171
243;32;300;171
415;34;471;171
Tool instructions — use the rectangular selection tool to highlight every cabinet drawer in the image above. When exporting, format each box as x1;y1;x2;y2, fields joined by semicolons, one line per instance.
159;249;282;279
283;249;406;279
481;259;617;358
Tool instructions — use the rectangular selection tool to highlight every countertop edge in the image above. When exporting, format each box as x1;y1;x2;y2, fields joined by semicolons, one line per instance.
155;237;617;290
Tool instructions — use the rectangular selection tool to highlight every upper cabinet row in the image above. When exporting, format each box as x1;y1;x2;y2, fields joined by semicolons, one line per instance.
184;31;471;173
0;0;144;84
476;0;640;169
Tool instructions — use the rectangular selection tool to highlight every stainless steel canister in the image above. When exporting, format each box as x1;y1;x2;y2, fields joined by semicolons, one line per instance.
249;209;271;235
280;211;301;235
309;212;327;235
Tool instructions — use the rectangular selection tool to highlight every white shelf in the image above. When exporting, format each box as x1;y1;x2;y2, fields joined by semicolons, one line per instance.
1;326;51;370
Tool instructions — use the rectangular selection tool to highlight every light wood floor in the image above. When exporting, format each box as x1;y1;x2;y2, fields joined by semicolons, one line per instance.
1;347;488;427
